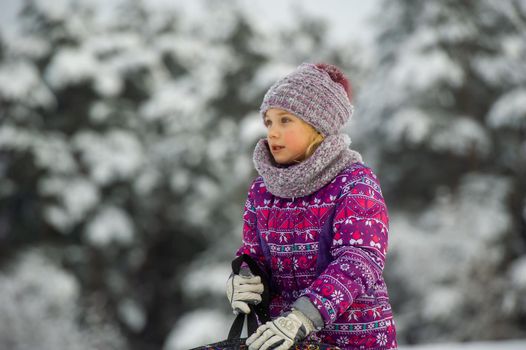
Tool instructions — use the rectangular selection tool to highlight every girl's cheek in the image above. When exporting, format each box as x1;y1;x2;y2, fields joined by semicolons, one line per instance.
283;131;295;145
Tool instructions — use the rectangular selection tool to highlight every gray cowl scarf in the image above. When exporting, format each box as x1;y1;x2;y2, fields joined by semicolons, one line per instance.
253;133;363;199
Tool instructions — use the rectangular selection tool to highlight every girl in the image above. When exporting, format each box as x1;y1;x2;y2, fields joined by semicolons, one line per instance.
226;63;397;350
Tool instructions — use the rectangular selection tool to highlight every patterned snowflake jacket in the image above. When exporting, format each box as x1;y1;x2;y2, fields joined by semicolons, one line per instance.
236;162;397;350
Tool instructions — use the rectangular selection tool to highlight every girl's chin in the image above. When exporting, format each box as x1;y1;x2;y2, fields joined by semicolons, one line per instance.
273;156;290;164
273;156;302;165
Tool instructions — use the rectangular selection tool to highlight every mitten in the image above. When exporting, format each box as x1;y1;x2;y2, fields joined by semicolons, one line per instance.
226;268;264;314
246;309;316;350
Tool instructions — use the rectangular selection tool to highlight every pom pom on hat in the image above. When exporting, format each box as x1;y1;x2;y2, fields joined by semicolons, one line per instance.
314;63;352;102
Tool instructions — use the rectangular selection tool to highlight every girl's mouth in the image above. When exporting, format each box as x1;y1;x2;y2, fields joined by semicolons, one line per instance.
272;145;285;152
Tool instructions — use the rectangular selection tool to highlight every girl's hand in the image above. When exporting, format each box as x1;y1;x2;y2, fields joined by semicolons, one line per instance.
246;310;315;350
226;270;264;314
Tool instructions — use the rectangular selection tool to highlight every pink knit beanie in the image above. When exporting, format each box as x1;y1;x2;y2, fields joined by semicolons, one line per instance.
259;62;354;137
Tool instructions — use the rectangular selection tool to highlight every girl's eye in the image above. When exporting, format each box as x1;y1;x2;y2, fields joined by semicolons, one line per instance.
264;116;290;127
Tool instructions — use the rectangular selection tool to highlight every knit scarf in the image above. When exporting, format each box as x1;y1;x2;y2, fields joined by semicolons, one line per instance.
252;134;363;198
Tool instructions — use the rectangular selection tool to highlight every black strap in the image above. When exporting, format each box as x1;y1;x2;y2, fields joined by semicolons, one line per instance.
227;305;258;339
231;254;271;322
227;254;271;339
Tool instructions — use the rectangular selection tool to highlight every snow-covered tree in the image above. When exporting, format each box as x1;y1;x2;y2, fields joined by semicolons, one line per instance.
0;0;364;348
0;247;125;350
356;0;526;343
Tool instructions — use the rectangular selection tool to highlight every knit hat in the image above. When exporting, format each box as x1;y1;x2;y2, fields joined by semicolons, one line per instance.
259;62;354;137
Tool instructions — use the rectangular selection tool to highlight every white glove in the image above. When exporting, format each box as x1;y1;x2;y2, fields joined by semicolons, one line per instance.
226;270;264;315
246;310;315;350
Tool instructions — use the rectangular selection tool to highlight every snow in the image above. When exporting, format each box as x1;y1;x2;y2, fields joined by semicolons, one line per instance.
473;32;526;87
232;155;254;183
382;109;492;157
392;48;464;92
132;167;161;195
198;4;240;41
30;0;71;22
110;44;160;75
193;176;221;203
44;205;73;233
241;63;297;103
0;248;126;350
509;257;526;289
154;34;238;102
183;194;211;226
140;80;205;125
487;88;526;129
502;35;524;60
421;287;462;321
72;130;145;185
429;117;491;157
0;124;31;151
89;101;112;123
356;1;526;342
44;48;99;88
399;340;526;349
0;249;82;349
3;33;50;59
84;31;143;56
84;205;134;247
39;176;100;232
0;126;78;174
387;172;515;338
384;108;433;146
117;298;147;333
169;170;190;193
182;263;231;298
474;54;524;87
207;121;236;160
93;65;122;96
163;309;232;350
418;4;478;44
32;133;78;173
0;60;55;107
6;249;80;303
239;111;266;146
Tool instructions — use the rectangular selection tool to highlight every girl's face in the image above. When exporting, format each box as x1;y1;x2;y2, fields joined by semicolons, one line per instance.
264;108;318;165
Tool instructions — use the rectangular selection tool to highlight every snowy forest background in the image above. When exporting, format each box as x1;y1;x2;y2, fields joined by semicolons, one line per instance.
1;0;526;349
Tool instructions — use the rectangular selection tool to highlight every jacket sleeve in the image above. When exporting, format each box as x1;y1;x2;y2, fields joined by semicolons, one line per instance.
235;179;271;278
299;171;390;325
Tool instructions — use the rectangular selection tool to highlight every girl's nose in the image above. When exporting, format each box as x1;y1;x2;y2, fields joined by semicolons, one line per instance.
267;125;280;138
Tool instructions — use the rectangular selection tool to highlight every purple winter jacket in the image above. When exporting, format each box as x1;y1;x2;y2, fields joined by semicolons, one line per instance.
236;162;397;350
